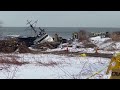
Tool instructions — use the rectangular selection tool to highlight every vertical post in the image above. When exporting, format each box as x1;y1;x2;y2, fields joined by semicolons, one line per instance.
66;45;69;53
95;47;98;54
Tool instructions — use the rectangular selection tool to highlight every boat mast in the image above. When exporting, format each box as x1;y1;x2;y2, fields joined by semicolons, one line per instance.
26;20;38;36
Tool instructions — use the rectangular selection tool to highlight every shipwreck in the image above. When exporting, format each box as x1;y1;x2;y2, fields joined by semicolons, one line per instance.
17;20;54;47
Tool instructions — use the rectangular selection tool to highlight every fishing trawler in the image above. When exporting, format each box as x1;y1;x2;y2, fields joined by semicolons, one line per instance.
17;20;53;47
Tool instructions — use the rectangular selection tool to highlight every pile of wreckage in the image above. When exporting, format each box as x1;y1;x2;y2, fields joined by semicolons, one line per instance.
111;31;120;41
89;32;110;38
0;20;67;53
71;30;97;48
0;21;102;53
0;37;32;53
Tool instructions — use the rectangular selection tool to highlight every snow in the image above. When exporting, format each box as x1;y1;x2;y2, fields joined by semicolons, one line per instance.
115;42;120;49
1;36;120;79
46;46;120;55
45;36;120;55
0;53;111;79
90;36;111;46
90;36;120;50
46;47;95;53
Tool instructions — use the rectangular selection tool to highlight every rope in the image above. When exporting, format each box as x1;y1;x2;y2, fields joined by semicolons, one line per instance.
86;65;108;79
82;54;120;79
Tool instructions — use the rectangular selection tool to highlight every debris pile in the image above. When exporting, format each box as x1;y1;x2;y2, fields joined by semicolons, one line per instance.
72;30;89;42
111;31;120;41
78;30;89;41
82;40;97;48
33;42;60;50
0;38;31;53
17;42;31;53
0;38;18;53
53;33;67;43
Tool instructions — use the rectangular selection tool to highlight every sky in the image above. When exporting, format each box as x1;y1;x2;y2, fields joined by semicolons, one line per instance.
0;11;120;27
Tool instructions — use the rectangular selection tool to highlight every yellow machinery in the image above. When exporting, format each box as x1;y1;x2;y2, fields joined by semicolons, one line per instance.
106;53;120;79
80;53;87;57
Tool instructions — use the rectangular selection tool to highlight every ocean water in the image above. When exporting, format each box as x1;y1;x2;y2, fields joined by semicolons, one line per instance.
0;27;120;39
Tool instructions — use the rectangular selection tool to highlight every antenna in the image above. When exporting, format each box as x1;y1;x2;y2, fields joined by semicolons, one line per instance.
25;20;38;36
32;20;38;26
26;20;32;25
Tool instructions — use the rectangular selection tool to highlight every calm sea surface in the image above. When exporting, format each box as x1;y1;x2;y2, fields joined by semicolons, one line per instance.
0;27;120;39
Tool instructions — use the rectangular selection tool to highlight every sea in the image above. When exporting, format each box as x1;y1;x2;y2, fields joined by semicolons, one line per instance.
0;27;120;39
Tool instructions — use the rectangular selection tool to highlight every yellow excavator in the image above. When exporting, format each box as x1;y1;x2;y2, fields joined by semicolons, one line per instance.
106;53;120;79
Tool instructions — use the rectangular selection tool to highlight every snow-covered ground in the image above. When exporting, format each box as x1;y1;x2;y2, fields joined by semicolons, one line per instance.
0;53;111;79
90;36;111;46
90;36;120;50
46;47;120;54
1;36;120;79
45;36;120;55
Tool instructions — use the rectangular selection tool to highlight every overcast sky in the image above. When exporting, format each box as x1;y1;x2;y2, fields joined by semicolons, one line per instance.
0;11;120;27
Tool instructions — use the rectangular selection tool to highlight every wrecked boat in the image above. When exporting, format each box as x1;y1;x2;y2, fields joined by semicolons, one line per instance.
0;20;68;53
17;20;54;47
